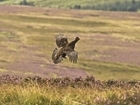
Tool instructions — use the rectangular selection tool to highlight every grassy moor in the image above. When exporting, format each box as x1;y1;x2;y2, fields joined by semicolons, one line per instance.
0;75;140;105
0;5;140;105
0;5;140;80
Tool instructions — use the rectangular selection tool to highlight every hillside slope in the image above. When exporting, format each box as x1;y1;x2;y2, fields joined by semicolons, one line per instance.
0;5;140;80
0;0;140;11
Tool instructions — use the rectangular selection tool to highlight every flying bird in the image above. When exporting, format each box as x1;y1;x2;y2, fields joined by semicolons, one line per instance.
52;34;80;64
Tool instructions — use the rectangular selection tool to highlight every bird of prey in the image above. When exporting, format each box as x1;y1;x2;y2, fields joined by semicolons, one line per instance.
52;34;80;64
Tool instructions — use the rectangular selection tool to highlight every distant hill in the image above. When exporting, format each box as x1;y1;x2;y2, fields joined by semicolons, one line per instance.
0;0;140;11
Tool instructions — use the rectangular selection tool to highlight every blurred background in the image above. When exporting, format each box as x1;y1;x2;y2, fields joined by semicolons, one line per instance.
0;0;140;80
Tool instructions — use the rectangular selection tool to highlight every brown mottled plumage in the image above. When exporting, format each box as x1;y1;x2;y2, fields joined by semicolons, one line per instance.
52;34;80;64
65;37;80;50
55;34;68;47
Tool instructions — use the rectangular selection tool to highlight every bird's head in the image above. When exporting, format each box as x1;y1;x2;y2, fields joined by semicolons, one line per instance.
60;38;68;47
75;37;80;41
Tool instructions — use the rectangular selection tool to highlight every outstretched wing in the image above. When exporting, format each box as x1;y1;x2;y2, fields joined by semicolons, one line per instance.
64;50;78;63
52;48;63;64
55;34;68;47
52;48;78;64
